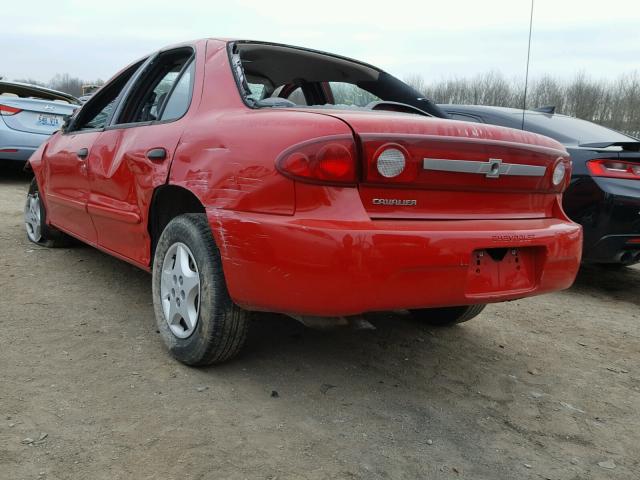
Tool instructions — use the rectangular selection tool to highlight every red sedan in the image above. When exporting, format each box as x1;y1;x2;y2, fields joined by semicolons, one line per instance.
25;39;582;365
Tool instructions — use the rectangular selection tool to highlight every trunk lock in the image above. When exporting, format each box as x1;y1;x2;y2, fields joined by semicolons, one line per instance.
486;158;503;178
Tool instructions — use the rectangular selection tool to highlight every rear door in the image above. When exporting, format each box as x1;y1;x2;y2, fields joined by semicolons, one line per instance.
87;48;197;266
43;130;101;242
43;61;143;243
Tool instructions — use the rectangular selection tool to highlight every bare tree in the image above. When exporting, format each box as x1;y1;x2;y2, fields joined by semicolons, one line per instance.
12;78;47;87
405;70;640;138
48;74;84;97
529;75;565;112
404;74;427;96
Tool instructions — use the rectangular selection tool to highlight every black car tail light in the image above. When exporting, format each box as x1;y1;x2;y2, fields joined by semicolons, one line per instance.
587;159;640;180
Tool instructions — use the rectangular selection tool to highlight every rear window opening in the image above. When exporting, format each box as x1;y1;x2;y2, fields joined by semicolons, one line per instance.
229;41;446;118
516;112;638;146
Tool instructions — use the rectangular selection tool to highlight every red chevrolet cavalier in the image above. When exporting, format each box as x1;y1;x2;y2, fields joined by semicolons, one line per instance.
25;39;582;365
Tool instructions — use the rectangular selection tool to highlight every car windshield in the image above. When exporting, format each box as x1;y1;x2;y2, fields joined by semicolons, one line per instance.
519;113;637;145
230;42;445;117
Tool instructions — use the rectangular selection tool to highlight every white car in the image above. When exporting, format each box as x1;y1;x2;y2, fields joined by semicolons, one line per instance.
0;81;79;164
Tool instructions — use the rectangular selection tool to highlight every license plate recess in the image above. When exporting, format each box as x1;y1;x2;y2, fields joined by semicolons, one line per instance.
466;247;541;295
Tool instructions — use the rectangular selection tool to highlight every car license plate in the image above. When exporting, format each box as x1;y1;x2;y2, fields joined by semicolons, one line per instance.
36;114;62;127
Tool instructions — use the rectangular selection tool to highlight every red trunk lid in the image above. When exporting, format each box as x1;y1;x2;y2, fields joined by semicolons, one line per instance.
305;110;570;220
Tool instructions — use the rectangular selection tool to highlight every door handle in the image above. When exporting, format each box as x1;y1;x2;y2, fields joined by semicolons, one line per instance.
146;148;167;161
77;148;88;159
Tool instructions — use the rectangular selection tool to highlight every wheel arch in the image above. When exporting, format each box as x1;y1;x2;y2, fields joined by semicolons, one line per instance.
148;184;206;264
25;142;47;194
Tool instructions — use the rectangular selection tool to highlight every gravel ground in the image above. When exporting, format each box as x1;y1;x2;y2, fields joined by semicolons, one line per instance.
1;166;639;480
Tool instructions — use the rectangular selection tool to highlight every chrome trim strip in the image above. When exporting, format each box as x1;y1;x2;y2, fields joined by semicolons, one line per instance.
423;158;546;178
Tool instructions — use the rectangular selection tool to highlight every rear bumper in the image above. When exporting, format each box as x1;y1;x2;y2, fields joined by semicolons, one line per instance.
0;123;49;161
574;177;640;263
583;234;640;264
0;146;38;162
208;209;582;316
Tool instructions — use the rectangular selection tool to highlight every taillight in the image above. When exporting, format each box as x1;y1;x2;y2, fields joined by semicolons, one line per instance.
0;104;22;116
276;135;357;185
587;159;640;180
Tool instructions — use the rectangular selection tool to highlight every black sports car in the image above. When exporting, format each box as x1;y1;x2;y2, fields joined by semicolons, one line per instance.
440;105;640;266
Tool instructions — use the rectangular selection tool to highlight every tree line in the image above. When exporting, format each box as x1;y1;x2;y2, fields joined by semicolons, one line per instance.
404;71;640;138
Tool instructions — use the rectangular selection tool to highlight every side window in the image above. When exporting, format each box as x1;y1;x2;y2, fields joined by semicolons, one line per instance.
83;99;117;130
244;75;272;103
329;82;379;107
71;60;144;131
247;83;266;101
160;60;195;121
117;48;193;125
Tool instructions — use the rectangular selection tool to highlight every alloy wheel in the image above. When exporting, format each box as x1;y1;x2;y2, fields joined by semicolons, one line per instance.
24;193;42;243
160;242;201;338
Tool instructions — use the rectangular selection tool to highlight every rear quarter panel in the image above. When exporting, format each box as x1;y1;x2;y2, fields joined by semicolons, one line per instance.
168;40;354;216
169;109;353;215
26;138;47;182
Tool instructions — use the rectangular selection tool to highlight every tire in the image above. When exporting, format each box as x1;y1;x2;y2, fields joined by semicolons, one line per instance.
24;178;72;247
409;304;486;326
152;213;249;366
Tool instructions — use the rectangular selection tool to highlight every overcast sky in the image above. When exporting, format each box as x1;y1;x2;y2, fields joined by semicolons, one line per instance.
2;0;639;84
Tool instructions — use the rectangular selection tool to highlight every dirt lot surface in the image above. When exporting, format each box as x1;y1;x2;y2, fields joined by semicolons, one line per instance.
1;166;639;480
